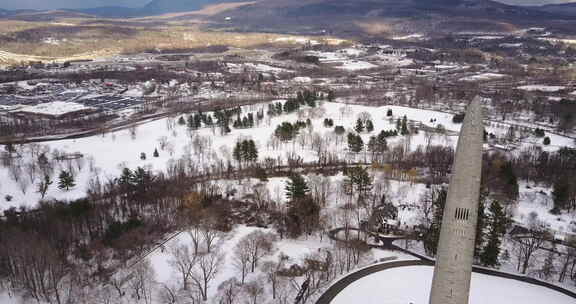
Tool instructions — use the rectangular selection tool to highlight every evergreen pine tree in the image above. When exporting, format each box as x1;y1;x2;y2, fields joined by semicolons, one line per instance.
377;131;389;150
247;140;258;162
285;174;310;201
233;142;242;167
552;179;570;214
119;168;134;186
480;200;507;267
401;115;409;135
58;170;76;191
178;116;186;125
240;140;250;162
387;109;393;117
347;133;364;153
221;120;231;135
423;188;447;256
474;199;486;259
354;118;365;133
366;120;374;132
344;166;373;201
37;174;53;199
327;91;335;102
206;115;213;126
187;115;195;129
153;148;159;158
368;136;377;153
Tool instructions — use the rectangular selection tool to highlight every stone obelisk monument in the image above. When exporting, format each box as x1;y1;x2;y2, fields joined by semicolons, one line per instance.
429;97;483;304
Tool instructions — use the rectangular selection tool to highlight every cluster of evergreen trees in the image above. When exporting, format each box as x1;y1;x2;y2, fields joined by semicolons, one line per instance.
232;140;258;165
478;200;508;267
367;129;397;154
323;118;334;128
396;115;410;135
343;166;373;201
213;107;242;135
284;174;320;238
267;102;284;117
347;133;364;153
534;128;546;137
367;133;389;153
115;167;157;200
422;188;509;267
280;90;322;115
233;113;255;129
274;121;309;141
354;118;374;133
267;90;323;117
378;129;399;138
180;112;215;130
452;113;465;123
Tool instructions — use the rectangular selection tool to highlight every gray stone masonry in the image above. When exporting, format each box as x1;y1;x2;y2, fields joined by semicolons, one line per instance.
429;97;484;304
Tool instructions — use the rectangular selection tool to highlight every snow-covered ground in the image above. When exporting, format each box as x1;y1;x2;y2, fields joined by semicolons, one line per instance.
517;85;566;92
392;34;424;41
0;101;465;212
460;73;507;82
337;61;378;71
227;62;291;74
0;100;572;219
331;265;574;304
513;182;576;234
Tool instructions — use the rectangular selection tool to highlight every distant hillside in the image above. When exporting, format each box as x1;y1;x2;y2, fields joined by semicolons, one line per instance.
72;0;249;17
75;6;142;18
139;0;253;15
535;2;576;16
206;0;569;35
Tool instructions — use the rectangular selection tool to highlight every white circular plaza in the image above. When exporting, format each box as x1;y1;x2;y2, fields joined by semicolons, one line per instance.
331;265;574;304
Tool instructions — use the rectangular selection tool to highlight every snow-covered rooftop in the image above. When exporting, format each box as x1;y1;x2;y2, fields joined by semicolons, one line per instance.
16;101;94;117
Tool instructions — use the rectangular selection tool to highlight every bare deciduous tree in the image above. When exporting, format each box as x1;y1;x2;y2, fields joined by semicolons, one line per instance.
169;244;197;290
217;278;241;304
129;260;155;304
243;277;265;304
190;250;223;301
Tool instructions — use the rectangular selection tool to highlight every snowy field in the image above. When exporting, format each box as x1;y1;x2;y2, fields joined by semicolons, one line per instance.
460;73;507;82
331;265;574;304
514;182;576;234
0;101;467;212
517;85;566;92
1;99;573;234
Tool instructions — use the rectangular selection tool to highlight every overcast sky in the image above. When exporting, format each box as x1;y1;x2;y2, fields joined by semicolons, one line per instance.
3;0;576;10
496;0;576;5
1;0;150;10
